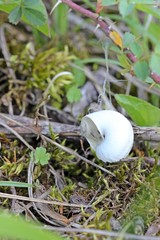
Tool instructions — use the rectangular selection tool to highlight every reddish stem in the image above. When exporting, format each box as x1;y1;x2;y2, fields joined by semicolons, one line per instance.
61;0;110;35
126;52;137;63
61;0;160;85
150;72;160;84
62;0;98;20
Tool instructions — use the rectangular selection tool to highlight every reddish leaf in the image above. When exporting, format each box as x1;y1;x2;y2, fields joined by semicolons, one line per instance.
96;0;104;14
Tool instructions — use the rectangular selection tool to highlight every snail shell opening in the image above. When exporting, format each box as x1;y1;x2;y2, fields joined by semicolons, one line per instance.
80;110;134;163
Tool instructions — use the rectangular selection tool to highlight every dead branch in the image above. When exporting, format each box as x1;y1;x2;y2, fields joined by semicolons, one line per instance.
42;225;160;240
0;192;90;208
0;113;159;142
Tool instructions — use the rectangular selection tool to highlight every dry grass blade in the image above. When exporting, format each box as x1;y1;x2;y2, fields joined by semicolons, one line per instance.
41;135;115;176
0;120;34;151
0;192;90;208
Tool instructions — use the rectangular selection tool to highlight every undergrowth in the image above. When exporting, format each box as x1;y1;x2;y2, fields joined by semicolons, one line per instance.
0;0;160;239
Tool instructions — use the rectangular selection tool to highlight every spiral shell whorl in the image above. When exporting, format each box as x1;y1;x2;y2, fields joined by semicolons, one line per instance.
80;110;134;163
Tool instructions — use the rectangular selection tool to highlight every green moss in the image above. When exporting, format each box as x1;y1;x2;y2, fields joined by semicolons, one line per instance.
121;166;160;233
8;44;76;109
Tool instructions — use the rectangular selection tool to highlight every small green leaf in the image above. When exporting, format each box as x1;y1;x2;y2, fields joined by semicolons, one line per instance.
115;94;160;126
123;33;142;59
123;32;135;47
150;53;160;75
102;0;117;6
117;54;131;69
119;0;134;17
134;61;149;80
0;0;50;36
0;181;32;188
130;42;142;58
33;147;51;166
146;76;154;84
67;86;82;103
119;0;128;17
8;6;22;24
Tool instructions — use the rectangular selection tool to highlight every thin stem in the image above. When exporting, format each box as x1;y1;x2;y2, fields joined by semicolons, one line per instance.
43;226;160;240
61;0;110;35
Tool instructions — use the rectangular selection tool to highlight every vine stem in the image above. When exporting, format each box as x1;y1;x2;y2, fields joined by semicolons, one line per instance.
60;0;160;85
61;0;110;35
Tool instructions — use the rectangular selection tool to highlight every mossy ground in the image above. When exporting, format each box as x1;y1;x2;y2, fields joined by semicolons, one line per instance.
0;3;160;239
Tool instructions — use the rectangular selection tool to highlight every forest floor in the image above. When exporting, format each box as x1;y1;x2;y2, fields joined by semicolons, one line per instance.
0;1;160;239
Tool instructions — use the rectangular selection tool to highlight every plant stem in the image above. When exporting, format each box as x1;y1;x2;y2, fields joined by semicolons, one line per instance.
61;0;110;35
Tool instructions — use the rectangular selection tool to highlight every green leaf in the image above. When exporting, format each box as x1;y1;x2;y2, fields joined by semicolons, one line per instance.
136;4;160;19
130;42;143;58
0;0;50;36
67;86;82;103
134;61;149;80
123;32;135;47
115;94;160;126
129;0;154;3
155;43;160;55
22;0;49;34
123;33;142;58
0;210;63;240
119;0;128;17
31;147;51;166
0;0;20;12
117;54;131;69
73;60;86;87
150;53;160;75
146;76;154;84
80;58;119;65
148;22;160;45
119;0;134;17
53;2;68;35
8;5;22;24
0;181;32;188
22;8;45;26
22;0;44;9
102;0;117;6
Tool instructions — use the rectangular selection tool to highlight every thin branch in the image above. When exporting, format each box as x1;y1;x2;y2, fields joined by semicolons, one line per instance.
0;114;159;142
41;134;116;176
0;192;90;208
0;120;34;151
43;225;160;240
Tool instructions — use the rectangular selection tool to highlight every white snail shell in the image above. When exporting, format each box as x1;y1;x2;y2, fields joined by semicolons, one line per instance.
80;110;134;163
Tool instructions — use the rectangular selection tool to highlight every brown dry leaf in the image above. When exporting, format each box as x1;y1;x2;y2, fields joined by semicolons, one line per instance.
145;218;160;236
34;188;70;226
109;30;123;49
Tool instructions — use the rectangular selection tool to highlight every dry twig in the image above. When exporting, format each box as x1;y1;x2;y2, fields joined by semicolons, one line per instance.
43;225;160;240
0;114;159;142
0;192;90;208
